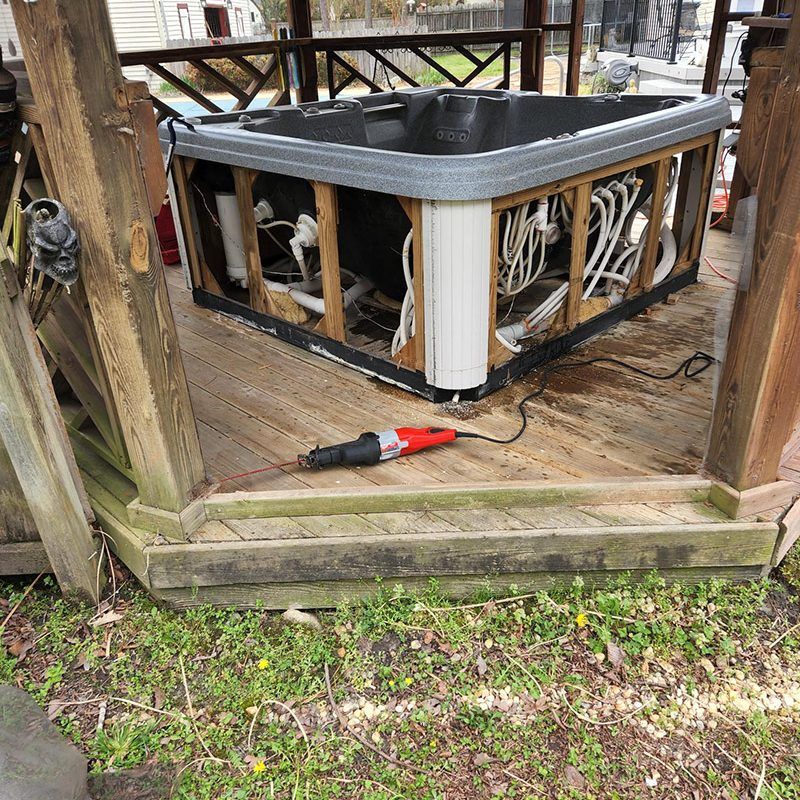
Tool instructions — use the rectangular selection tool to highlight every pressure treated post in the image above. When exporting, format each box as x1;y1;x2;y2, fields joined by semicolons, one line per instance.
11;0;206;513
706;14;800;490
0;262;101;602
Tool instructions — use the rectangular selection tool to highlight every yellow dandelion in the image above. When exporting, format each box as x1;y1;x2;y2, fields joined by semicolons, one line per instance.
257;658;269;670
388;679;396;687
252;759;266;774
575;613;588;628
404;677;413;686
430;739;438;750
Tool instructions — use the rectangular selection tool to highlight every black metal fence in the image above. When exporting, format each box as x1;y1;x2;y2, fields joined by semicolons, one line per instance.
599;0;698;62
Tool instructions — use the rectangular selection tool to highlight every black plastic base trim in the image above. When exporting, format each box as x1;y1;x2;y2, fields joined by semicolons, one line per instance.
192;263;699;403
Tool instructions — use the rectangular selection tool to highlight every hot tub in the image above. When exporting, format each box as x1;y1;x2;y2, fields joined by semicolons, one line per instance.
163;89;730;399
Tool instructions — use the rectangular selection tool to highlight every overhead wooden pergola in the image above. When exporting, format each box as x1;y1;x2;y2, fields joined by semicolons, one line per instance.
0;0;798;604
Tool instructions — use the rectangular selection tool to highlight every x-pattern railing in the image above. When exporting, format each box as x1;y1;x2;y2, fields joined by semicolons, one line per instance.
119;28;541;118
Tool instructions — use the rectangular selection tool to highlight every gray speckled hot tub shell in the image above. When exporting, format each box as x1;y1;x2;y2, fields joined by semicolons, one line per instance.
161;88;730;201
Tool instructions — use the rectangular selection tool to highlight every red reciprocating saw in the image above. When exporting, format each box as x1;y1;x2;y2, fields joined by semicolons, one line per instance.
299;427;463;469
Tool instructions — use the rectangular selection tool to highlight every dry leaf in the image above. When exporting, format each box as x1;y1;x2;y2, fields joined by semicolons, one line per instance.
476;652;488;676
423;630;434;645
89;609;125;628
564;765;586;789
606;641;626;670
474;753;492;767
8;637;33;660
153;687;166;710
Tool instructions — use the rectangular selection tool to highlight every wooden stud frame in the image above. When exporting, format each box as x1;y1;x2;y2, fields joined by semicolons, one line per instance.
488;133;716;342
173;130;716;398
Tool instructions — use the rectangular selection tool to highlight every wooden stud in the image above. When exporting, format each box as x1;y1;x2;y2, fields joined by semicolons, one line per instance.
410;198;425;372
0;257;101;601
687;142;718;263
394;196;425;372
312;181;346;342
565;183;592;330
706;15;800;490
11;0;207;513
171;156;207;290
231;166;279;317
634;156;671;294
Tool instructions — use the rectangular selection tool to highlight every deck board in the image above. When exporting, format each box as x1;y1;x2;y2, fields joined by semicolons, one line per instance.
165;230;752;519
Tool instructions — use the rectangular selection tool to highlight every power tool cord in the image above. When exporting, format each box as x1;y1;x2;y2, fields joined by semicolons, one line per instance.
456;351;715;446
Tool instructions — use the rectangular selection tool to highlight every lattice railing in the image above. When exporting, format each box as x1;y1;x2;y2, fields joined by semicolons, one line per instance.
119;29;542;119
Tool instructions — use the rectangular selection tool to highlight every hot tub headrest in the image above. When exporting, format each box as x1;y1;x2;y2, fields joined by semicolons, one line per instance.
409;92;510;155
242;100;368;146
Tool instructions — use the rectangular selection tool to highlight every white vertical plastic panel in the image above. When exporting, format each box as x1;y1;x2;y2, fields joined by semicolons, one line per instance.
422;198;492;391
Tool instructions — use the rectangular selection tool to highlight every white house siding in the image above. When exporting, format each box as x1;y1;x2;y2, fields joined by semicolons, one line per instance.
107;0;166;85
161;0;255;43
0;2;22;61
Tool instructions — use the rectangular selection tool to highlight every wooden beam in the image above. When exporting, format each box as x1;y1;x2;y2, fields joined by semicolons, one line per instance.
152;565;768;609
706;16;800;489
0;259;100;600
0;542;52;576
204;476;713;519
145;520;777;589
312;182;346;342
11;0;206;512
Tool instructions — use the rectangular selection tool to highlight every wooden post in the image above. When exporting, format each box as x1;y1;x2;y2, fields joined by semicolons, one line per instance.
0;260;101;601
706;14;800;490
702;0;731;94
566;0;586;95
11;0;206;513
523;0;548;92
287;0;319;103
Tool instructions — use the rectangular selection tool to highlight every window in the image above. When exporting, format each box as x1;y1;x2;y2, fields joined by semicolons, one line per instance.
177;3;192;39
204;5;231;38
235;7;245;36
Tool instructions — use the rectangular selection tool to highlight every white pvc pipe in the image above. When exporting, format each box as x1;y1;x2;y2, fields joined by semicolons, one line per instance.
265;276;374;317
214;191;248;286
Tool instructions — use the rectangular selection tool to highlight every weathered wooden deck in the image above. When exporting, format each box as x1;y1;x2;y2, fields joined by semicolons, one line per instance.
50;228;789;608
165;230;741;492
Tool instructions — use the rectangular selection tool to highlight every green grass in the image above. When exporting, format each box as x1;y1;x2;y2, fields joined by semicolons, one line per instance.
417;49;512;86
1;572;799;798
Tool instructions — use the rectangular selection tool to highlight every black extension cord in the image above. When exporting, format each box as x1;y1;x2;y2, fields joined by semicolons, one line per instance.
456;351;715;445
